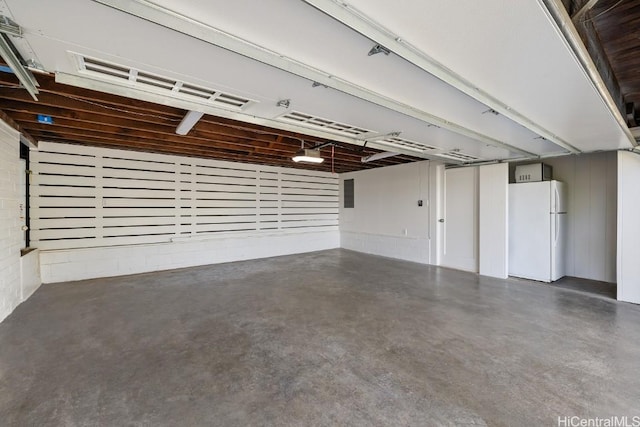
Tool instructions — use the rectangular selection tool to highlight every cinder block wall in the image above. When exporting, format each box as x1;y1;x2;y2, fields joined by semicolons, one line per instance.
0;121;23;322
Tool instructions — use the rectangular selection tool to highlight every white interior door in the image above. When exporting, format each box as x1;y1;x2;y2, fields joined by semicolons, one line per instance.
440;167;478;272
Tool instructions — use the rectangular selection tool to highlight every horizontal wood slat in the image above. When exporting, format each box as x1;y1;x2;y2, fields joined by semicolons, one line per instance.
31;174;97;187
33;163;97;176
30;197;97;208
31;142;340;249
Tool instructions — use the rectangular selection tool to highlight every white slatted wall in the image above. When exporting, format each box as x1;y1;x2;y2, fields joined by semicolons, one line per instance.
31;142;338;250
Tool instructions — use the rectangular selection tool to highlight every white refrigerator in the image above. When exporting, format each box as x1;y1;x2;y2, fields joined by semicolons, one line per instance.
509;180;567;282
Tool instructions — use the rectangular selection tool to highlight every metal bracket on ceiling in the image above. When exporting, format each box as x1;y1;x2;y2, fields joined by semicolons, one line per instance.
276;99;291;109
368;44;391;56
0;16;22;37
356;131;401;152
361;151;400;163
310;141;338;150
358;131;401;142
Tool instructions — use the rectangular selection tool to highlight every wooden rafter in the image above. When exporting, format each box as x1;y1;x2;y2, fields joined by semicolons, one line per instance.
0;73;419;172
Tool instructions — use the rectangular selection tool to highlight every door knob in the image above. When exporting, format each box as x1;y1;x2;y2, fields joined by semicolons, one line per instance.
438;219;445;223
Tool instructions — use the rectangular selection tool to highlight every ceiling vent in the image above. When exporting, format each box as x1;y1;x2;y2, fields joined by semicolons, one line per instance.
74;54;253;110
376;136;437;153
279;111;371;136
437;151;480;162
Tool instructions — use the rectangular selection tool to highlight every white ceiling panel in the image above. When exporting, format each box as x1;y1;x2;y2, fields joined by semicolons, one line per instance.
337;0;633;151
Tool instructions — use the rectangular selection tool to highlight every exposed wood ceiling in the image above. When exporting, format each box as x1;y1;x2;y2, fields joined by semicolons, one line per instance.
0;71;420;173
589;0;640;120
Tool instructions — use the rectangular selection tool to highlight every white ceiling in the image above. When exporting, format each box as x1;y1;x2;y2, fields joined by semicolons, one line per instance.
0;0;634;163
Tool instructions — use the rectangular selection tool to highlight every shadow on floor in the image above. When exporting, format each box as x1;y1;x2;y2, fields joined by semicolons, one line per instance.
524;276;617;300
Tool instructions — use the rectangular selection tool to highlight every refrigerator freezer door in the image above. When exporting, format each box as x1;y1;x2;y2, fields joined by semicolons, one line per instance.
551;212;567;281
551;181;567;213
509;182;552;281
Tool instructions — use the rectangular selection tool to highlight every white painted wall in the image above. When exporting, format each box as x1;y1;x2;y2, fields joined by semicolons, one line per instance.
339;161;433;264
0;120;41;323
617;151;640;304
479;163;508;279
512;152;617;283
20;249;40;300
339;161;504;277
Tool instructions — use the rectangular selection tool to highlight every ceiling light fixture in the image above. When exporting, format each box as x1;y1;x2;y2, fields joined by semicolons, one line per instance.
292;139;324;163
175;110;204;135
293;148;324;163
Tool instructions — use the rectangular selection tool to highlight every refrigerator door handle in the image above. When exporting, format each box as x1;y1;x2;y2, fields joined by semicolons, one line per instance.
553;213;559;248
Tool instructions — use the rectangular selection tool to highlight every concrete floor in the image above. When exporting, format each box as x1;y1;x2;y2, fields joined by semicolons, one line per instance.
1;249;639;426
551;276;617;300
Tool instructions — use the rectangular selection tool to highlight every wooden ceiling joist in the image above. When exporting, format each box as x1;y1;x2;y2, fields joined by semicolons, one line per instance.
0;72;420;172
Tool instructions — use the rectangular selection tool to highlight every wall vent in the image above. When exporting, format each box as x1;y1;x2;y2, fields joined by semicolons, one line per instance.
279;111;370;136
76;54;253;110
343;179;354;208
377;136;437;153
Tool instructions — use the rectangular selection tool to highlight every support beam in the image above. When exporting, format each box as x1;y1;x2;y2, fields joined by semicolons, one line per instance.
175;110;204;135
541;0;636;146
361;151;400;163
571;0;601;22
568;0;624;120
